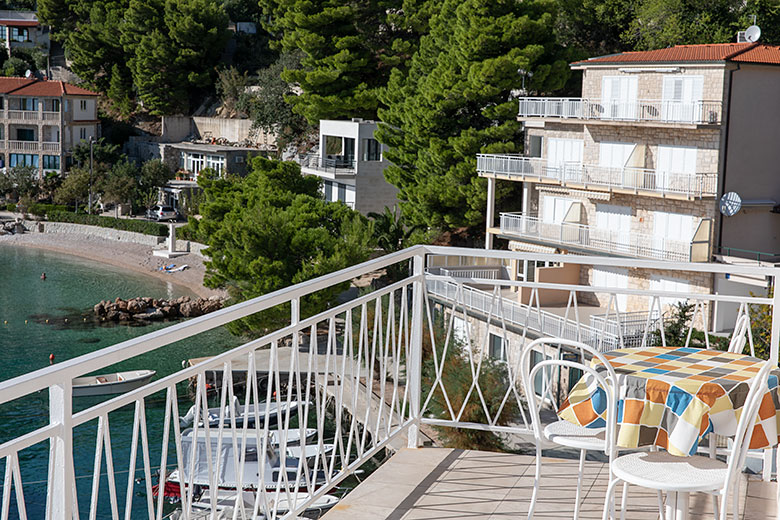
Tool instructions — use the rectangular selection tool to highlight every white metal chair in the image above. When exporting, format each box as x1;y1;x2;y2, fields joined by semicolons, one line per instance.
520;338;620;520
601;360;774;520
727;314;751;355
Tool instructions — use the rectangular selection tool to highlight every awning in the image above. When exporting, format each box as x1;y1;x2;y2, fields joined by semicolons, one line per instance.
536;186;612;201
508;241;558;254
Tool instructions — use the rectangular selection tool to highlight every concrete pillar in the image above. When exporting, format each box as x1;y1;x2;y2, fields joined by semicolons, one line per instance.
168;223;176;253
485;176;495;250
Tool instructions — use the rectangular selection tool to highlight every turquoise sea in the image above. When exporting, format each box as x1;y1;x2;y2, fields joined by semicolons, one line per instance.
0;245;243;518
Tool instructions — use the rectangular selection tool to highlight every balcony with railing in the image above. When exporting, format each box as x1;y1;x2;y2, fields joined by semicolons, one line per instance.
4;110;61;123
477;154;718;198
517;98;723;125
499;212;708;262
0;247;777;520
296;153;357;177
5;140;61;153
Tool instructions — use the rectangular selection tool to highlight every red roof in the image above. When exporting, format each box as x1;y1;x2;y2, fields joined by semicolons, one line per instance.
572;43;780;67
0;20;38;26
0;78;99;97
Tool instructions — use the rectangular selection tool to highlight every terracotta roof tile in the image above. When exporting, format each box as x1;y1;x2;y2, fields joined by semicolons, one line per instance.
571;43;780;67
0;78;99;97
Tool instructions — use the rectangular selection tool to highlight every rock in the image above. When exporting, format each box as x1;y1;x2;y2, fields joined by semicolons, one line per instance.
118;312;132;321
179;302;203;318
135;308;164;320
105;310;120;321
117;300;128;311
127;299;148;314
93;302;106;315
161;306;174;317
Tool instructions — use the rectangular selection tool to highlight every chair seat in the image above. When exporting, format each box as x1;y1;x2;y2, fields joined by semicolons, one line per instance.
612;451;728;493
543;420;606;451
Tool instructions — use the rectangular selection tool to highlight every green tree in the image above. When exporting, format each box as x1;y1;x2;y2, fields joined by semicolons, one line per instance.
216;66;248;115
2;57;27;77
237;52;315;148
107;64;135;117
101;161;139;215
377;0;570;230
72;138;123;168
139;159;174;192
192;156;374;333
0;166;39;201
260;0;423;122
54;168;92;210
40;171;63;202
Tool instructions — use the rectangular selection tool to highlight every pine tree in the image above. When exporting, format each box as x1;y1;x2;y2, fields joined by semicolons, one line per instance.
259;0;422;123
107;64;134;116
377;0;571;230
132;30;187;115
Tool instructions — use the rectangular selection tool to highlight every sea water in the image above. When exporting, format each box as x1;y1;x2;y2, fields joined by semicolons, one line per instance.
0;246;242;518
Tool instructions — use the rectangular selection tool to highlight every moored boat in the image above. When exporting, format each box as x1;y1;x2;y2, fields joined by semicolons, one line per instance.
72;370;156;397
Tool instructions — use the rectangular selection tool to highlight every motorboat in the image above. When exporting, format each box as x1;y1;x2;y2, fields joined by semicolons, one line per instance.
72;370;156;397
179;399;302;429
191;488;339;517
161;428;331;497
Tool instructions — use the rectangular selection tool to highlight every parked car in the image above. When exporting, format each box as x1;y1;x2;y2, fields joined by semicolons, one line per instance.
146;205;178;221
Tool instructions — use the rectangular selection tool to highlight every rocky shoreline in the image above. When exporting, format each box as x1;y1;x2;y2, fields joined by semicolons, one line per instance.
93;296;226;322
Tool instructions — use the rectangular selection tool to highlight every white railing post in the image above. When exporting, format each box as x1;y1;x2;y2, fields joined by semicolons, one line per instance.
47;380;74;520
770;281;780;365
407;252;425;448
485;177;495;250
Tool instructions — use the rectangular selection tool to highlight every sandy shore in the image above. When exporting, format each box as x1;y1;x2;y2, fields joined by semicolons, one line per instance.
0;232;227;299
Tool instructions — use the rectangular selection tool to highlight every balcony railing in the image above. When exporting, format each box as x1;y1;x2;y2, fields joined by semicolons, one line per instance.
517;97;722;125
297;153;357;175
0;246;776;519
6;140;61;153
500;212;696;262
5;109;61;122
477;154;718;198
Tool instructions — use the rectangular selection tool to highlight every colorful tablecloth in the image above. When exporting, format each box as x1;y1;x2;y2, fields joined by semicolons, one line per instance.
558;346;780;456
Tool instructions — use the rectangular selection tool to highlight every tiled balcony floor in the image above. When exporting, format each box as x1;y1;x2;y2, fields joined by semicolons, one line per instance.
323;448;778;519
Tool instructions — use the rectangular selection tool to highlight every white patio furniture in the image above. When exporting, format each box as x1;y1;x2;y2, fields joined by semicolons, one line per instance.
601;360;774;520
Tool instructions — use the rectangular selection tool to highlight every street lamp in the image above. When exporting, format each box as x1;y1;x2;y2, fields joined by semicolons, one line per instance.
88;136;94;215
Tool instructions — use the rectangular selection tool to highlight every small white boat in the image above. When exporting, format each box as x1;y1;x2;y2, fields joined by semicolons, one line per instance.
72;370;156;397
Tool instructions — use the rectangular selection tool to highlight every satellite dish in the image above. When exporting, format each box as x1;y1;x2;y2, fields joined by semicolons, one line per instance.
720;191;742;217
24;69;31;78
745;25;761;42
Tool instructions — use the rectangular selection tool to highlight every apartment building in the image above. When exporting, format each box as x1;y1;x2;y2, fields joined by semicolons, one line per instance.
479;43;780;327
0;77;99;175
296;119;399;215
0;11;50;58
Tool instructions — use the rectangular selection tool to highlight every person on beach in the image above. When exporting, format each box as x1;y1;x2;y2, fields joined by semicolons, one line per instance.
40;273;46;280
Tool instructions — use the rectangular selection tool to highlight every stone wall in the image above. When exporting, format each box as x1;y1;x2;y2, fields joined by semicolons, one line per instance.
27;221;166;246
581;66;727;102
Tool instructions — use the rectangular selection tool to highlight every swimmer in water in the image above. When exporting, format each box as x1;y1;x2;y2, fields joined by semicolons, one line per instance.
41;273;46;280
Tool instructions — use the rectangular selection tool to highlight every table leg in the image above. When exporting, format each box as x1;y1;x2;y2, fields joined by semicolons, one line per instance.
664;492;690;520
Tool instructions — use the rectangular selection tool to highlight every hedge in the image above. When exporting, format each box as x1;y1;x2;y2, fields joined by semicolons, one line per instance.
28;204;68;217
46;211;169;237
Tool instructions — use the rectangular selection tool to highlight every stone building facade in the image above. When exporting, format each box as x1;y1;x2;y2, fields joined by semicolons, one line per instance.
479;42;780;327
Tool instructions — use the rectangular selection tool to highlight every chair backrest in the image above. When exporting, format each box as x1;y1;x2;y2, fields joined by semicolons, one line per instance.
519;337;619;457
727;314;752;356
720;360;774;507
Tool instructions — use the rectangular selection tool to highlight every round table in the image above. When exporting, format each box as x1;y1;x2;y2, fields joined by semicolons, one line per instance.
559;346;780;457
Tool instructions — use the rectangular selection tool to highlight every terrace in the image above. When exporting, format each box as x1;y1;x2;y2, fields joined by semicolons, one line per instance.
516;98;723;126
0;246;777;519
476;154;718;199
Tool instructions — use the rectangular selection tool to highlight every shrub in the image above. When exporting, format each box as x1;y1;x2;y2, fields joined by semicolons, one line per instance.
46;211;168;236
6;203;16;212
28;204;68;217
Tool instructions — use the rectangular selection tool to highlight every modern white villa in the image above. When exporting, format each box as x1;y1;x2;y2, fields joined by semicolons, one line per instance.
479;42;780;330
297;118;399;214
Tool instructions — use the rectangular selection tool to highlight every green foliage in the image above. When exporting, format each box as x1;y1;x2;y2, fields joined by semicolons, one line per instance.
217;66;248;114
53;168;92;208
139;159;174;191
107;64;134;117
27;203;69;217
749;287;774;361
377;0;571;230
260;0;423;123
0;166;40;201
2;57;27;77
46;211;169;236
71;138;123;168
421;318;518;450
193;156;375;333
653;301;729;350
237;52;315;148
101;160;139;207
368;206;423;281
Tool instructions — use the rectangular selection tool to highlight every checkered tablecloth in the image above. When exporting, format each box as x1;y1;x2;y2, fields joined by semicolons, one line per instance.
558;346;780;456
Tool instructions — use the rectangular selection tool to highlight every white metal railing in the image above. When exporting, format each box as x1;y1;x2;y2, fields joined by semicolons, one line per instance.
517;98;723;125
590;310;669;346
426;277;623;350
8;140;38;152
437;266;506;280
0;246;777;520
42;141;60;153
476;154;718;198
4;110;60;122
297;153;357;175
500;213;694;262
